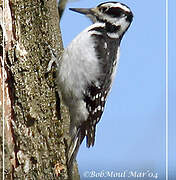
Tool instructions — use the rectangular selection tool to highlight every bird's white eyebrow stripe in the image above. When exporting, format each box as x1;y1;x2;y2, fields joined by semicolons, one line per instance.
104;3;131;12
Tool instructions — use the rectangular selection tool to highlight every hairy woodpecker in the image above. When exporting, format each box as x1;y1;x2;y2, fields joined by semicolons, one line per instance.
56;1;133;167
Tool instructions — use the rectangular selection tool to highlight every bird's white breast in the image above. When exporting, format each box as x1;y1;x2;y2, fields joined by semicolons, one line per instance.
58;23;105;100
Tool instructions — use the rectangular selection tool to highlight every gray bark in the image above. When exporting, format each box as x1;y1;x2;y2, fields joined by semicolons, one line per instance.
0;0;79;179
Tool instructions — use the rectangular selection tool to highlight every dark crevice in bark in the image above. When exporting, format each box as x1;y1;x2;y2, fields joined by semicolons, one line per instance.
55;90;61;120
4;52;19;177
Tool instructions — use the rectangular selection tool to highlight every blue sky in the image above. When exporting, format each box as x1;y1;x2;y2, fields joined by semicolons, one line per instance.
60;0;174;179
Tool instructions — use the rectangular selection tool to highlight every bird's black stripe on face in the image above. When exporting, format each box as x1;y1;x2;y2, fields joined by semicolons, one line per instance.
88;26;105;34
105;7;123;18
106;22;121;33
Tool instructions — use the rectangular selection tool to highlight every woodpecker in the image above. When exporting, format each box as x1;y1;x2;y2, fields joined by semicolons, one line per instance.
56;1;133;167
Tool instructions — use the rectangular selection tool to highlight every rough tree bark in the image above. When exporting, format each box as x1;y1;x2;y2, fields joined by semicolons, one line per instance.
0;0;79;179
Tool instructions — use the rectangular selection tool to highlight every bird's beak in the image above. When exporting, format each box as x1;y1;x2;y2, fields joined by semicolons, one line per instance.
69;8;94;15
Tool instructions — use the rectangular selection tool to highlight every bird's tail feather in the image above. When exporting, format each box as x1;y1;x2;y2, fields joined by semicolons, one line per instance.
67;126;85;169
67;122;96;169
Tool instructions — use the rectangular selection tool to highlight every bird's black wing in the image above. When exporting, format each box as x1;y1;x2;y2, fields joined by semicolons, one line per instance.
82;26;120;147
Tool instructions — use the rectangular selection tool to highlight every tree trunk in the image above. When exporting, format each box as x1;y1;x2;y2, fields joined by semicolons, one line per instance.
0;0;79;179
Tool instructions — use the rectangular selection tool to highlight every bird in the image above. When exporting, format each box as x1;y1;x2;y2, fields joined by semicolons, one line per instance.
56;1;133;168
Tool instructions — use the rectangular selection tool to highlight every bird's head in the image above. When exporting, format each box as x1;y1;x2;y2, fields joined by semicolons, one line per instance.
70;1;133;37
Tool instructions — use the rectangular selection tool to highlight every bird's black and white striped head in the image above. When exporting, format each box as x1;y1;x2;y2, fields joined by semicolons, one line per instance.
70;1;133;39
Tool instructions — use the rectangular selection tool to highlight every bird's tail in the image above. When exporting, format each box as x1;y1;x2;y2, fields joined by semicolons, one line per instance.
67;125;86;169
67;121;96;169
